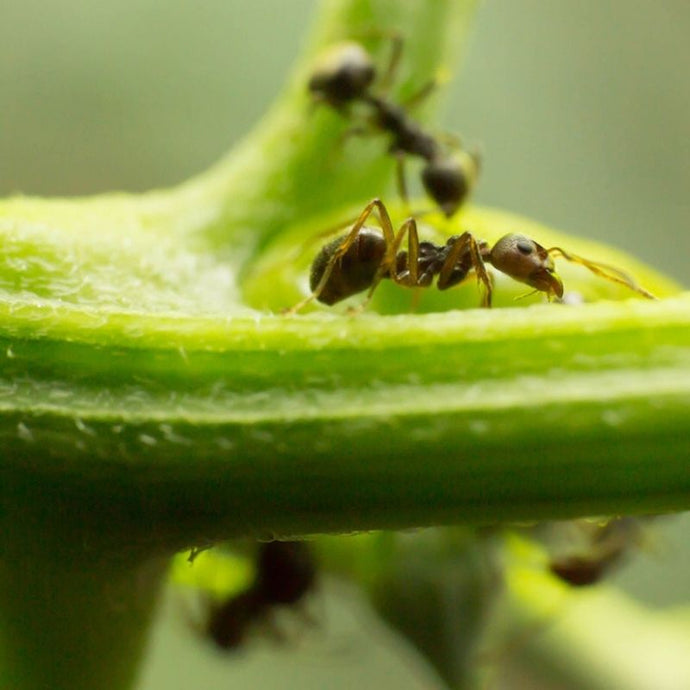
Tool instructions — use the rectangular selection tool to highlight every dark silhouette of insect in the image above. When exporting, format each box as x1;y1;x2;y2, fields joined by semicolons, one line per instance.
205;541;317;651
308;39;479;217
549;518;642;587
287;199;655;313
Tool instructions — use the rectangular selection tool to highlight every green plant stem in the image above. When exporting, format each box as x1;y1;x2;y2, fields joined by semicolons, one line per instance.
4;295;690;552
0;525;166;690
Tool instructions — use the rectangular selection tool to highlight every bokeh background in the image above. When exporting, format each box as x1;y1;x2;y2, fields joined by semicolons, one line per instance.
2;1;689;688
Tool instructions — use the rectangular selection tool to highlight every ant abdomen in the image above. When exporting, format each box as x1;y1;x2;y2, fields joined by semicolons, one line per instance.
421;151;480;218
309;228;387;305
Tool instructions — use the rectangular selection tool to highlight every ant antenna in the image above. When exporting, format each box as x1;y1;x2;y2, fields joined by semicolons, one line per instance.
548;247;656;300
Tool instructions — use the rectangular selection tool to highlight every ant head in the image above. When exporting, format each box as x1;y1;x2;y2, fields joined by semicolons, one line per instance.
489;234;564;299
420;150;480;217
308;41;376;108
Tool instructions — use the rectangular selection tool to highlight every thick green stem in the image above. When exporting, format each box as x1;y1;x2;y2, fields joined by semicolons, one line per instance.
1;294;688;554
0;522;167;690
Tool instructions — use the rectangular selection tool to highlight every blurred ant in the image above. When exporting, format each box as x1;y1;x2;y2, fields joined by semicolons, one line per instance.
204;541;317;651
549;517;642;587
286;199;655;313
308;38;479;217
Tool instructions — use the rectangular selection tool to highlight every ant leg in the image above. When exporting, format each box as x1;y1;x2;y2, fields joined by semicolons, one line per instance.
286;199;394;314
437;130;463;149
436;233;471;288
404;218;421;286
436;131;479;155
377;32;438;112
394;154;412;213
387;217;429;308
338;124;374;146
349;205;410;313
324;124;376;172
368;197;397;246
470;235;493;308
400;79;438;110
548;248;656;300
437;232;493;307
377;32;404;94
382;218;420;288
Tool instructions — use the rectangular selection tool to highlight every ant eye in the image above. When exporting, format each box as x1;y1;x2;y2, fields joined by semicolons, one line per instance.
516;240;533;255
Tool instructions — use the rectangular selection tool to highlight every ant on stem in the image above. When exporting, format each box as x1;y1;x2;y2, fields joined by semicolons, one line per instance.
286;199;655;313
547;517;643;587
308;38;480;217
203;541;317;651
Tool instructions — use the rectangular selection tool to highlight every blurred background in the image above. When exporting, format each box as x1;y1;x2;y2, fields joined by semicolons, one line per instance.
2;1;689;688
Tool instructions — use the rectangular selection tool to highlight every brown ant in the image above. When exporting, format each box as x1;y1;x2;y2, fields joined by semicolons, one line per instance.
308;39;479;217
204;541;317;651
547;518;642;587
287;199;655;313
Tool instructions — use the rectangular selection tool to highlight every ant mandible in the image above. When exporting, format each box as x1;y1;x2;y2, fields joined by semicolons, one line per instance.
308;38;479;217
204;541;317;651
287;199;655;313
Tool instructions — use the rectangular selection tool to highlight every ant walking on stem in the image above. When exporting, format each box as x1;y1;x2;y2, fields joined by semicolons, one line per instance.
308;37;480;217
286;199;655;313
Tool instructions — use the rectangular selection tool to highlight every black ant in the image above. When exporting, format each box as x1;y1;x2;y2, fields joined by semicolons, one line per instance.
286;199;655;313
204;541;317;651
308;39;479;217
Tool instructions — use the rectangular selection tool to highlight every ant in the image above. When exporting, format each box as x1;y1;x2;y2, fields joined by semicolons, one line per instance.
204;541;317;651
547;518;642;587
308;38;480;217
287;199;655;313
